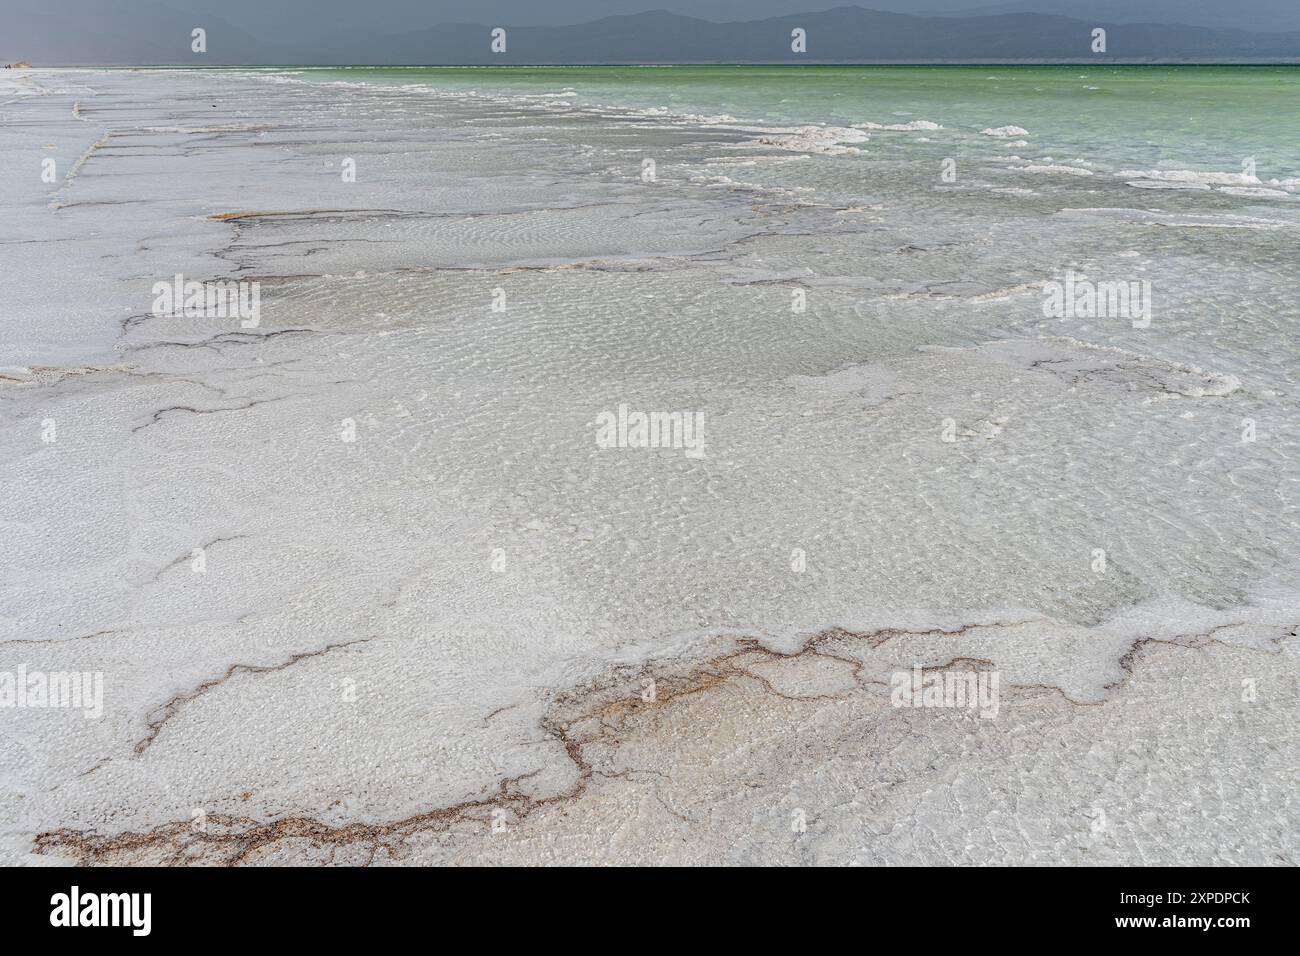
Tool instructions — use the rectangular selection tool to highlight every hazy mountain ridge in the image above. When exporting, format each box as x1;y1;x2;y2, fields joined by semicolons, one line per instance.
4;3;1299;64
961;0;1300;34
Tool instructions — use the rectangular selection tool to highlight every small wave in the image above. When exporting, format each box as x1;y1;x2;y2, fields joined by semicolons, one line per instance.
681;113;740;125
981;125;1029;138
852;119;942;132
1125;180;1211;191
1116;168;1259;187
1014;163;1093;177
743;125;869;156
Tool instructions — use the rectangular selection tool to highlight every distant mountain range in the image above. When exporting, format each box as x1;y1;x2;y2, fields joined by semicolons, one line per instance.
960;0;1300;35
5;3;1299;64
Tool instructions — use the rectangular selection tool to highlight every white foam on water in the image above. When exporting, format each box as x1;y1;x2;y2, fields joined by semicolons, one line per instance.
680;113;740;124
1013;163;1093;177
852;119;942;131
741;124;869;155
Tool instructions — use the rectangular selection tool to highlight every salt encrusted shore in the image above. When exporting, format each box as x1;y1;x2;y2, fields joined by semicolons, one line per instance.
1;69;1296;866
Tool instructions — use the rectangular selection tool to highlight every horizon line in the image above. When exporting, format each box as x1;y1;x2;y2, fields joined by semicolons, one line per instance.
18;60;1300;68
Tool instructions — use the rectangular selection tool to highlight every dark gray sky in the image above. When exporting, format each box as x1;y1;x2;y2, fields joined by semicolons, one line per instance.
245;0;1293;32
1;1;1286;33
5;1;1297;64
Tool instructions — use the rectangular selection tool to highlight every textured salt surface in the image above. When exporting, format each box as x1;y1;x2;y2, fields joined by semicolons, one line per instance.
0;68;1296;866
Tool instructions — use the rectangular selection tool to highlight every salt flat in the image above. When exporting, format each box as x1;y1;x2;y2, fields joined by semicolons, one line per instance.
1;67;1296;866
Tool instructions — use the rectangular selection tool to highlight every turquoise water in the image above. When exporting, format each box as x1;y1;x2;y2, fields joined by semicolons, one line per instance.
295;64;1300;174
